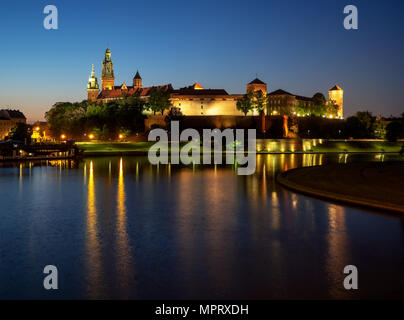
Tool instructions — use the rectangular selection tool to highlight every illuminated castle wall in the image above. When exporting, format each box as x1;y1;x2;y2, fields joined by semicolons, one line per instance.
328;85;344;118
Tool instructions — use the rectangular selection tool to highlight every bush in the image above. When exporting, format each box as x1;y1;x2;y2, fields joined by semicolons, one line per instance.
385;122;402;142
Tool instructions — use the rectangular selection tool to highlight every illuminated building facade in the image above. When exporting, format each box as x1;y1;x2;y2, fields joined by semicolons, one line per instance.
0;110;26;140
267;89;315;114
170;83;243;116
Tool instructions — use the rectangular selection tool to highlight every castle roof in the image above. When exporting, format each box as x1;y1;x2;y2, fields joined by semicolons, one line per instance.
268;89;293;96
268;89;313;101
98;84;173;99
248;78;266;85
172;85;228;96
192;82;204;90
329;85;342;91
134;71;142;79
295;95;313;102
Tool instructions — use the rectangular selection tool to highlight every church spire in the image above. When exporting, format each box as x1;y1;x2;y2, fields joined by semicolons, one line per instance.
87;64;99;90
87;64;99;102
133;70;142;89
101;48;115;90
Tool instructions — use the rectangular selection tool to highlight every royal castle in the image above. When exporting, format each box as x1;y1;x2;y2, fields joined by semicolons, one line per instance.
87;48;343;118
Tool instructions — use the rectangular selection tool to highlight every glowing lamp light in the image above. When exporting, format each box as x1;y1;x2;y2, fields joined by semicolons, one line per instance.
119;134;124;139
35;127;40;131
60;134;66;140
89;134;94;140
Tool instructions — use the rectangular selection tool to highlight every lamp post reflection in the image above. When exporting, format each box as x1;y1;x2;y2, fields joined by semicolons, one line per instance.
85;161;104;298
115;158;134;296
325;204;349;298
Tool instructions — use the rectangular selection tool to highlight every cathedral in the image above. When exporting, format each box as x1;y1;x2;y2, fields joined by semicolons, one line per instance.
87;48;343;118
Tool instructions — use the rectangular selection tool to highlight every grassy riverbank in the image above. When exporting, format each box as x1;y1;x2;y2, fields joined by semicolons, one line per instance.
277;162;404;213
76;142;154;154
77;140;404;155
310;140;404;153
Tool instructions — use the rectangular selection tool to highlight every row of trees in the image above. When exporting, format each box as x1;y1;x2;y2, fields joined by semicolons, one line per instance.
343;111;404;141
236;91;339;117
295;111;404;141
45;90;171;140
384;114;404;141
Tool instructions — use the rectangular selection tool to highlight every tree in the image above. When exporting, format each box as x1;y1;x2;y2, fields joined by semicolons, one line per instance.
254;91;266;114
312;92;326;106
6;123;32;144
165;107;184;128
324;102;339;118
117;94;146;132
148;89;171;115
385;122;402;142
401;112;404;136
373;117;387;139
45;101;86;138
344;116;368;138
45;93;148;140
295;101;310;117
236;92;254;116
356;111;375;137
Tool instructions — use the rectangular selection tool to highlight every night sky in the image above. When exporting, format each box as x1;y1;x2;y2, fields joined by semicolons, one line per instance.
0;0;403;121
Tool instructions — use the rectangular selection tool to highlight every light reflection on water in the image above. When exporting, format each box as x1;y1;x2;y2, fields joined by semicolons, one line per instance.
0;153;403;299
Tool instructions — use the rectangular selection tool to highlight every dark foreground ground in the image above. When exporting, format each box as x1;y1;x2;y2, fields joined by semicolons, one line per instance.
278;161;404;213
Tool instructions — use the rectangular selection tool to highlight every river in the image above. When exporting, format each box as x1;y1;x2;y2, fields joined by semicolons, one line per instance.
0;153;403;299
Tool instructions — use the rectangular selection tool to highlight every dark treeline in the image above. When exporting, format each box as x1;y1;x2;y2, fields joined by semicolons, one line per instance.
45;91;171;140
293;111;404;141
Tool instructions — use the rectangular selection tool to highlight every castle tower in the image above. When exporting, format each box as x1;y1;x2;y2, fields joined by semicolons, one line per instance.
133;70;142;89
87;64;99;102
329;85;343;118
247;78;267;94
101;48;115;90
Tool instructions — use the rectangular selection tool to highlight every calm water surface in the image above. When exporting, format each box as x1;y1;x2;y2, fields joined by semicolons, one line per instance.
0;153;404;299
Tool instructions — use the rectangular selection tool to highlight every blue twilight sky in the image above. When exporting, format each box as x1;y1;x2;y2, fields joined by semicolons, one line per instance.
0;0;403;121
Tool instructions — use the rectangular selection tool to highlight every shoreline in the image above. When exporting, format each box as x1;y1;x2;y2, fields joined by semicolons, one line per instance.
277;162;404;214
80;150;403;157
